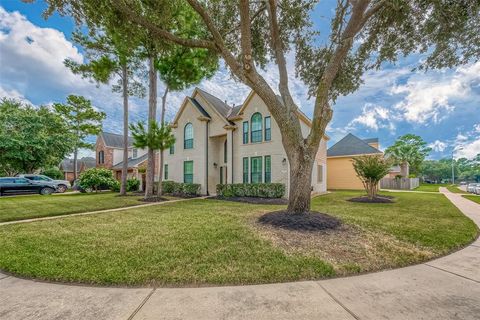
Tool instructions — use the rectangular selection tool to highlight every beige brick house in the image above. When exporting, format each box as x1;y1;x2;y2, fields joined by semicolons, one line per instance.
164;88;328;196
95;88;328;196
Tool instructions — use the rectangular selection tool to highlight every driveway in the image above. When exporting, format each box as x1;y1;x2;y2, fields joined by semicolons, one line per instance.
0;188;479;320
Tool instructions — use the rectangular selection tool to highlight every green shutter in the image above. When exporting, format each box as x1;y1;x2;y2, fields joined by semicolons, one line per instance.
243;121;249;144
265;117;271;141
243;157;249;183
164;164;168;180
183;161;193;183
264;155;271;183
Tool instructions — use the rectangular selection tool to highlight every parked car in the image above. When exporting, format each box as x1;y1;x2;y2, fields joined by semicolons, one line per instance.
17;174;70;193
0;177;57;196
467;183;479;193
475;185;480;195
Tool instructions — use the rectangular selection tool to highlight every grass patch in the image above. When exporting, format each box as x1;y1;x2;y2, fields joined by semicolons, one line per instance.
0;192;144;222
0;191;476;286
446;185;468;194
463;195;480;204
414;183;447;192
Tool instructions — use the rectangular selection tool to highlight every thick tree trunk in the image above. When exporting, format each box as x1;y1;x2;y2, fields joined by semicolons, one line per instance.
157;86;169;196
120;64;129;196
73;148;78;181
286;148;315;214
145;56;157;199
400;162;408;177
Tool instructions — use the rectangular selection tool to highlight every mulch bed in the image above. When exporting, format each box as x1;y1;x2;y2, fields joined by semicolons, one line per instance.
210;196;288;205
258;210;342;231
347;196;394;203
138;196;170;203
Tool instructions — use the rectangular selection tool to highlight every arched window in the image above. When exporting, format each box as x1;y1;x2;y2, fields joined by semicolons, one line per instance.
251;113;262;143
184;123;193;149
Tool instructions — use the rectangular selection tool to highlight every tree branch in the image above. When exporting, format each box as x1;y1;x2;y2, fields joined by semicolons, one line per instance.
111;0;216;50
266;0;296;114
239;0;254;73
307;0;372;149
223;3;266;36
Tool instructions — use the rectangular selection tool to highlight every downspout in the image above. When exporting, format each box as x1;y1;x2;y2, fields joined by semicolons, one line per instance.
231;129;234;183
205;121;209;195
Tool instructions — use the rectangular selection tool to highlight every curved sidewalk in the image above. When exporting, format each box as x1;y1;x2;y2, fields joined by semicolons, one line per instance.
1;188;479;320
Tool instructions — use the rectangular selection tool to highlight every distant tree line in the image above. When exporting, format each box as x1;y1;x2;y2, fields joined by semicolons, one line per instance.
420;155;480;183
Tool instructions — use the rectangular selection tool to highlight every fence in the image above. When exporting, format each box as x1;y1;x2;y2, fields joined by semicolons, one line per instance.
380;177;420;190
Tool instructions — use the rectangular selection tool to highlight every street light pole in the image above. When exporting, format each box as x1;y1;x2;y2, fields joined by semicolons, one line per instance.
451;151;455;185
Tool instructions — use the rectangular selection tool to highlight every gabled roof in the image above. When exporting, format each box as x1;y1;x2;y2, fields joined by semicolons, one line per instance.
363;138;379;144
100;132;133;148
112;153;148;169
60;157;96;172
188;97;210;118
327;133;382;157
196;88;231;118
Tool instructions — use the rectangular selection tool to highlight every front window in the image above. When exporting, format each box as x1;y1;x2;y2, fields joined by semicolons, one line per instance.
164;164;168;180
243;157;249;183
133;148;138;158
98;151;104;164
264;116;271;141
251;113;262;143
224;140;227;163
251;156;262;183
184;123;193;149
169;143;175;154
243;121;249;144
317;164;323;183
264;156;271;183
183;161;193;183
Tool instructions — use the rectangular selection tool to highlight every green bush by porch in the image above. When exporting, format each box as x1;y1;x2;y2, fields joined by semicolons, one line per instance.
216;183;286;198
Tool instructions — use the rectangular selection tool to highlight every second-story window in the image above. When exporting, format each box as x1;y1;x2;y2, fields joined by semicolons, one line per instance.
169;143;175;154
242;121;249;144
264;116;271;141
184;123;193;149
251;112;262;143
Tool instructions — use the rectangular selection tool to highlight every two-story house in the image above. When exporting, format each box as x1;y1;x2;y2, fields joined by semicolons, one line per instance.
163;88;328;196
95;88;328;197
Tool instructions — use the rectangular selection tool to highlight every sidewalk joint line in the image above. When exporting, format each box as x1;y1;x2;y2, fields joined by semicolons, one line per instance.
317;283;360;320
127;288;156;320
425;264;479;283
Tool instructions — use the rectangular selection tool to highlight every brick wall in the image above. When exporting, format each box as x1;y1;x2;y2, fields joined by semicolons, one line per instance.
95;136;114;169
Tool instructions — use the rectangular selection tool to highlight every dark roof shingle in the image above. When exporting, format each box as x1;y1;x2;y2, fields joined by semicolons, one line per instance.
101;132;133;148
327;133;382;157
112;153;148;169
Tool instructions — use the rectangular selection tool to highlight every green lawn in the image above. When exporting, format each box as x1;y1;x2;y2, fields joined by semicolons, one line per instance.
0;192;144;222
463;195;480;204
414;183;447;192
0;191;476;286
446;185;468;194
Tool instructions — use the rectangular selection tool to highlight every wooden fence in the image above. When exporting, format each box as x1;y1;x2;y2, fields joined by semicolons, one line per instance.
380;177;419;190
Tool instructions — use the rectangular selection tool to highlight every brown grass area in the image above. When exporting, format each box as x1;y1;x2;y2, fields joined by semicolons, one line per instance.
251;214;436;275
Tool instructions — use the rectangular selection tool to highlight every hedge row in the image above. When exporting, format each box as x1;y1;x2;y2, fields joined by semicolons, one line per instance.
216;183;285;198
155;181;201;196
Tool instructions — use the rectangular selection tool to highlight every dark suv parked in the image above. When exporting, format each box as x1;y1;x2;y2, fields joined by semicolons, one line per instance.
0;177;57;196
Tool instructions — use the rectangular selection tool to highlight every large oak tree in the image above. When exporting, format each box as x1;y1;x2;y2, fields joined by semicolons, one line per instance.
44;0;480;213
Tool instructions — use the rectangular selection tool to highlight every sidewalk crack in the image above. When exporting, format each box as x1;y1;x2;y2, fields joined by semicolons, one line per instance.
317;282;360;320
425;264;479;283
127;288;156;320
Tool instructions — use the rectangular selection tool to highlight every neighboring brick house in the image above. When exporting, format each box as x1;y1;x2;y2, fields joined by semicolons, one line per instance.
96;88;329;197
95;132;152;187
59;157;96;183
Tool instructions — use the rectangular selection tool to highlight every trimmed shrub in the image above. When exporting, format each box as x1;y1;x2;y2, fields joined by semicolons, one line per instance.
216;183;285;198
78;168;117;192
154;181;201;197
162;180;176;194
127;178;140;192
110;180;120;192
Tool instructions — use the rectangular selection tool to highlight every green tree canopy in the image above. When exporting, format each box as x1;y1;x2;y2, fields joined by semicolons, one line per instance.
53;95;106;180
385;134;432;174
352;154;393;199
0;98;75;175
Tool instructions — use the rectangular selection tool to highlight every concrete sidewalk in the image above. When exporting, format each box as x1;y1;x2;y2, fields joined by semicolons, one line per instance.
1;188;479;320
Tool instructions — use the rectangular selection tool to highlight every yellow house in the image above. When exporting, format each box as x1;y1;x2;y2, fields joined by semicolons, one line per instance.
327;133;382;190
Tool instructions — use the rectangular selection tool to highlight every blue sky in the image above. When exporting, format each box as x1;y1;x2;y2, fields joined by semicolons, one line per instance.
0;1;479;159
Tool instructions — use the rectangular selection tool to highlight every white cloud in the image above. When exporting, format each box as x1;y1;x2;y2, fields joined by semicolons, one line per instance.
347;103;396;131
0;86;33;105
391;62;480;124
454;123;480;159
428;140;447;152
